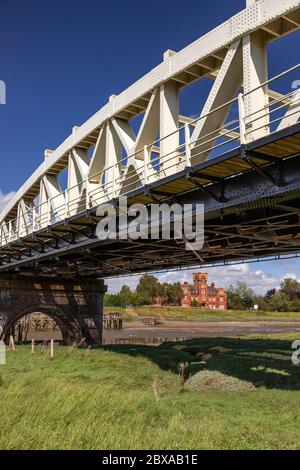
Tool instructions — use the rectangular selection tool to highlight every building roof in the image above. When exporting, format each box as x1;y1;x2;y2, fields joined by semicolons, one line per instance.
184;284;198;295
208;287;218;295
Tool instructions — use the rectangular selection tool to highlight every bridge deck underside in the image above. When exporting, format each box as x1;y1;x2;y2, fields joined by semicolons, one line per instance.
1;123;300;279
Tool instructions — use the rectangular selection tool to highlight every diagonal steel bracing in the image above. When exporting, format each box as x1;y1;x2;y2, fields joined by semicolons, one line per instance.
1;1;300;276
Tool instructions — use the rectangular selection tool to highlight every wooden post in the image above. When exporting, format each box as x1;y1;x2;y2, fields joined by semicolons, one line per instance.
31;339;35;354
50;339;54;358
9;335;15;351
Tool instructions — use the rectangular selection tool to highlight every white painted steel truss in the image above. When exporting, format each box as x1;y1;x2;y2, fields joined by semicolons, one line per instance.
1;0;300;245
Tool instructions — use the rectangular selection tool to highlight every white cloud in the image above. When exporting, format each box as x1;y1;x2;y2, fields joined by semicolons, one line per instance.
105;263;288;295
155;265;282;295
105;276;140;294
282;273;300;283
0;190;16;213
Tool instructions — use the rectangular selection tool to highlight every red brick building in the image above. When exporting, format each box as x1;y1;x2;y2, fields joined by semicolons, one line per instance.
181;273;227;310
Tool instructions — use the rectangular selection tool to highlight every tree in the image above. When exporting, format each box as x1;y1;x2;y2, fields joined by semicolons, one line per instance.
104;294;121;307
136;274;161;304
269;291;289;312
160;283;183;306
167;283;183;306
254;296;269;312
280;278;300;301
119;285;132;307
130;292;150;307
227;282;255;310
265;289;276;301
287;299;300;312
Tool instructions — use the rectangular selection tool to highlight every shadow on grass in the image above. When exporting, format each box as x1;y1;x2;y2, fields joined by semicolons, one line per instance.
102;337;300;390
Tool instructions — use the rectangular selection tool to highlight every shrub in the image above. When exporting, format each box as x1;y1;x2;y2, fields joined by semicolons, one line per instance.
185;370;255;392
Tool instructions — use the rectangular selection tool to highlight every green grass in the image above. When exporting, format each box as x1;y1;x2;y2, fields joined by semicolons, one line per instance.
105;306;300;322
0;334;300;450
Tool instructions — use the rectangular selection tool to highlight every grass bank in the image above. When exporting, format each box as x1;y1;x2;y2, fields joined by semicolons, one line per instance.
0;333;300;450
105;306;300;322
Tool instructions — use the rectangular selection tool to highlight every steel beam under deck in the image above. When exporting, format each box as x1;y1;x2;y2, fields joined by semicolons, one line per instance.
1;123;300;279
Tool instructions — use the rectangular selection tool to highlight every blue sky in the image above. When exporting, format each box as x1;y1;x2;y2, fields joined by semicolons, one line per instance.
0;0;300;293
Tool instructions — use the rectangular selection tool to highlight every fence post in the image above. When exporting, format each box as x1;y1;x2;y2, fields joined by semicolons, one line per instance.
50;339;54;358
9;335;15;351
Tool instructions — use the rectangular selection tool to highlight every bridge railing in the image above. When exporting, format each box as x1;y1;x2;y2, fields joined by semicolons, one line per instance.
240;63;300;144
1;64;300;247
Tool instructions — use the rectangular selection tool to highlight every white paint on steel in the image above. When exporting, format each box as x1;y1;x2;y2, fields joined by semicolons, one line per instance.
1;0;300;246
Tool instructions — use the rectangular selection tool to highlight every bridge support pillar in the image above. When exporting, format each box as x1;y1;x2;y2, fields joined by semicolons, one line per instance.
0;276;107;345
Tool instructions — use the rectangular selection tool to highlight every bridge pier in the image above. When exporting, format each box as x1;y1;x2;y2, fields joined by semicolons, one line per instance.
0;276;107;345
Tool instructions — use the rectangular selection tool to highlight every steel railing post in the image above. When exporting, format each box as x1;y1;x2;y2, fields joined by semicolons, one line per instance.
185;123;192;168
238;93;247;146
47;200;51;226
112;163;116;199
65;189;68;219
144;145;149;185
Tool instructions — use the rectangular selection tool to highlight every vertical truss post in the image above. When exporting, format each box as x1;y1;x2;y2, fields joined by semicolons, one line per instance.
67;149;89;216
17;199;30;238
106;122;122;201
39;178;48;229
160;82;179;176
39;174;65;227
243;30;270;142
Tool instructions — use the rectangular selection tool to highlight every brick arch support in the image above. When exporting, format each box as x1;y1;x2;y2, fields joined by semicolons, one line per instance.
0;276;107;345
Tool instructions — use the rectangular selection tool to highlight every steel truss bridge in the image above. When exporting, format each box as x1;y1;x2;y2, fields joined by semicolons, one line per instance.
1;0;300;280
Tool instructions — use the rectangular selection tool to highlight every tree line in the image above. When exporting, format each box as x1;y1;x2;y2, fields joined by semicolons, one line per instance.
104;274;300;312
104;274;183;307
227;278;300;312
